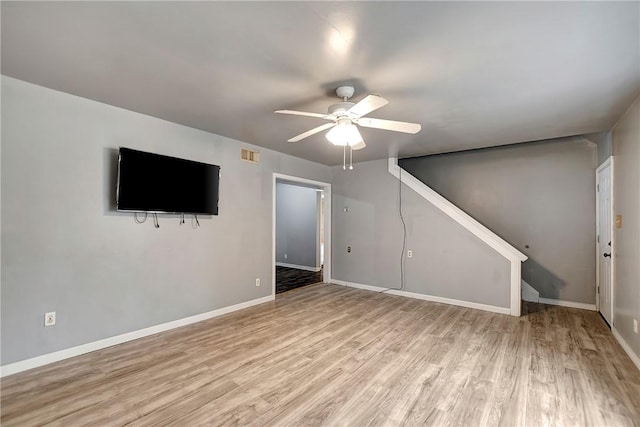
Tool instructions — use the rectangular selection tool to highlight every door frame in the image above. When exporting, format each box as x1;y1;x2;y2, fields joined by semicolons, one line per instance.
272;173;331;296
595;156;614;324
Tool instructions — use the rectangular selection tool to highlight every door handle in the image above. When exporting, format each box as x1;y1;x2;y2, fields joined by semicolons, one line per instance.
603;253;611;258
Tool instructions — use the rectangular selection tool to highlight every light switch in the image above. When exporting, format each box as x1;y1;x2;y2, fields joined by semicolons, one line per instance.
616;215;622;229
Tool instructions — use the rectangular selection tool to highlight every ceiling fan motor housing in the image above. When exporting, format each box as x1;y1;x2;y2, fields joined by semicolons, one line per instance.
335;85;355;100
328;102;355;116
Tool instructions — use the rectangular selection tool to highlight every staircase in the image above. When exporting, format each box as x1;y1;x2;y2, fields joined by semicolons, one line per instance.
389;158;528;316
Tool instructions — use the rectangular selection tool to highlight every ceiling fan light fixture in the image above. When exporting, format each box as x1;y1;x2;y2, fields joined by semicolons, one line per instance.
276;86;420;160
326;119;363;147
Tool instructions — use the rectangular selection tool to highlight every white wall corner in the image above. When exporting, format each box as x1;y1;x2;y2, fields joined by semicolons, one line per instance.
388;157;527;317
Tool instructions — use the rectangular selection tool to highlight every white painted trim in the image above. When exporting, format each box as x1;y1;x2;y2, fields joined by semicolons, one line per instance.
595;162;601;312
331;280;511;315
0;295;274;378
331;279;388;293
275;262;321;272
386;289;511;315
273;174;331;189
595;156;614;325
316;191;322;270
510;260;522;317
388;157;526;316
388;158;527;262
612;327;640;372
273;173;331;297
610;157;616;326
538;298;597;311
596;156;612;174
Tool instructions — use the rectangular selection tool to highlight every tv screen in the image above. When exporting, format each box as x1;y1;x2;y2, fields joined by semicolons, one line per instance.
116;147;220;215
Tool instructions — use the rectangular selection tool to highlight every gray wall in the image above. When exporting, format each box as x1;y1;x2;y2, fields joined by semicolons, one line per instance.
400;137;597;304
1;76;332;365
276;182;318;268
585;131;613;166
332;159;511;309
612;96;640;360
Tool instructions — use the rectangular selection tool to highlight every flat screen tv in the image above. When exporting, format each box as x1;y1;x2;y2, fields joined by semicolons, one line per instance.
116;147;220;215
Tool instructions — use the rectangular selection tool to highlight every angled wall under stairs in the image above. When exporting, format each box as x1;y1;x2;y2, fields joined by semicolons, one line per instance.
400;136;597;308
331;158;526;316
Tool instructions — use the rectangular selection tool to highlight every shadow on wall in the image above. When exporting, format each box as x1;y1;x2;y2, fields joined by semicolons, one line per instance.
522;258;565;301
103;147;121;215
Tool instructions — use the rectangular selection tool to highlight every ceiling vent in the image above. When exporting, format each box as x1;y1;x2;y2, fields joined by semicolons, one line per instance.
241;148;260;164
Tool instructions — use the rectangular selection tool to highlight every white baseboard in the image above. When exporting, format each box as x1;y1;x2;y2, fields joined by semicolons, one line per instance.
612;327;640;372
275;262;321;272
331;280;511;315
331;279;388;293
538;298;596;311
386;289;511;315
0;294;275;378
388;158;524;317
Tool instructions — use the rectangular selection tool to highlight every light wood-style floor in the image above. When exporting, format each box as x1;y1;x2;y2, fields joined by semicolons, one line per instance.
2;284;639;426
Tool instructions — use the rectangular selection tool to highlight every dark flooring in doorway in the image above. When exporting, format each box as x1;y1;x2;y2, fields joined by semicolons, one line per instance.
276;266;323;294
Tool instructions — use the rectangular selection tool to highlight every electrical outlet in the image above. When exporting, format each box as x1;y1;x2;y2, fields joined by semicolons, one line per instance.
407;250;413;258
44;312;56;327
634;319;638;334
255;278;261;287
284;253;288;259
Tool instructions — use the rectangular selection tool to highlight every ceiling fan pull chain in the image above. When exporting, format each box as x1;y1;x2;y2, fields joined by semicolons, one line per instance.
343;145;346;170
350;146;354;170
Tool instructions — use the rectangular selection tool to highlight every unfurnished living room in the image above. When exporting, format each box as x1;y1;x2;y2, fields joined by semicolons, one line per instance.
1;2;640;426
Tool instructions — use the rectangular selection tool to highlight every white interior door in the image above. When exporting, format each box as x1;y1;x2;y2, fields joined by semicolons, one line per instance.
596;159;613;326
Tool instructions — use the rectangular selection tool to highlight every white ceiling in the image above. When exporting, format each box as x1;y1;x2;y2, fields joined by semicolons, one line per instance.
2;2;638;166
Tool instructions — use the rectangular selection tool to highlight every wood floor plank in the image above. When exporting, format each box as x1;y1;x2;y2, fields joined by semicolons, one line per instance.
384;363;443;426
316;321;439;426
486;354;529;427
2;284;639;426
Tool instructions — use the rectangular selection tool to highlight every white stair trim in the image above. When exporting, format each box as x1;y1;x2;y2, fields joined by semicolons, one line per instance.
521;280;539;303
388;157;527;316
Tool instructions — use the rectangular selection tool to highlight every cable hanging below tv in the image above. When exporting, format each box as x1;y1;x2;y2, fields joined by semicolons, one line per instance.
116;147;220;226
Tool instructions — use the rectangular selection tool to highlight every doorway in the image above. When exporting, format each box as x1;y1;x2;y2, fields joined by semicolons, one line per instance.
596;157;613;326
272;174;331;295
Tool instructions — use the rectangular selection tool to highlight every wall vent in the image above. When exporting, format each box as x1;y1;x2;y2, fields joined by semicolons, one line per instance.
241;148;260;164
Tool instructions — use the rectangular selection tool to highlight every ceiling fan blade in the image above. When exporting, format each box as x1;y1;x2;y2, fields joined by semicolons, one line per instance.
357;117;421;134
275;110;331;120
288;122;336;142
347;95;389;118
351;140;366;150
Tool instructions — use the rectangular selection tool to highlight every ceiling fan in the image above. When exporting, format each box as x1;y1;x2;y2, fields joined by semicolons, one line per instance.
275;86;421;169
